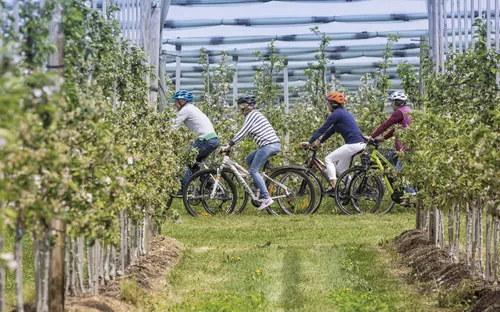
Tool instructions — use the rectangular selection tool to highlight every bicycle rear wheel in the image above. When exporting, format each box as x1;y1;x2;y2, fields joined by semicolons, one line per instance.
183;169;237;216
267;169;316;215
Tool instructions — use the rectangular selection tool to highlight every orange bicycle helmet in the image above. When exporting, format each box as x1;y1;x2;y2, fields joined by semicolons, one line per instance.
325;92;345;105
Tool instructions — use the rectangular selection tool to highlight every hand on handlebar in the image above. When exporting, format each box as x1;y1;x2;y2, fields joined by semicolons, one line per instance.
363;135;382;145
375;135;385;142
219;143;231;154
299;142;310;149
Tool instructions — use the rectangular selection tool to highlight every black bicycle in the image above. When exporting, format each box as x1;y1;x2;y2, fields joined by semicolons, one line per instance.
295;146;364;214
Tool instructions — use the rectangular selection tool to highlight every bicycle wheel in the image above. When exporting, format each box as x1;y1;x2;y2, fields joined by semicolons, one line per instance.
224;170;250;215
183;169;237;216
376;176;397;214
335;166;365;215
267;169;316;215
349;169;384;214
303;170;324;214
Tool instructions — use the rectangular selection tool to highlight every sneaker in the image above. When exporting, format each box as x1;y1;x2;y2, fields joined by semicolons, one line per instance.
323;188;335;196
258;197;274;211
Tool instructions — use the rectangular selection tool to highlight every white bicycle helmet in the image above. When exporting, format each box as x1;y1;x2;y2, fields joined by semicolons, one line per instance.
388;91;407;102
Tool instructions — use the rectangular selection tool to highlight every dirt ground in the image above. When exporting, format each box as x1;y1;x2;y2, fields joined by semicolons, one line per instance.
393;229;500;312
65;236;182;312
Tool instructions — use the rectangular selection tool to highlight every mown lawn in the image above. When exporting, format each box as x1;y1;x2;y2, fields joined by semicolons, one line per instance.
158;206;445;311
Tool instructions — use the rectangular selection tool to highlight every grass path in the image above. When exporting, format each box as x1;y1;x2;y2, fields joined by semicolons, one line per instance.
158;211;445;311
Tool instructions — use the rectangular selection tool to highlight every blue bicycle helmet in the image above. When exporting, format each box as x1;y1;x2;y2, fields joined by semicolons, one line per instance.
171;90;193;102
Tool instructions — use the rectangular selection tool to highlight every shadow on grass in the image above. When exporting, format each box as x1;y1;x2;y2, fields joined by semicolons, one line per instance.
281;248;304;310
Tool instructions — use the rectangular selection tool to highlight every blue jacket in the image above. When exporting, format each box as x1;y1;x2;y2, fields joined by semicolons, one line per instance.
308;107;364;145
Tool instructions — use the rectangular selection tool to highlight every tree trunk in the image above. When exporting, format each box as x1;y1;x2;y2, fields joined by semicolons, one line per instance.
65;237;70;295
69;238;76;295
423;209;429;234
49;218;66;312
466;201;471;267
486;211;491;284
110;246;116;280
104;245;110;283
94;241;100;292
40;230;50;312
15;219;24;312
471;203;477;277
493;216;499;285
440;209;445;248
448;204;454;254
34;238;40;312
433;207;439;246
477;201;483;278
87;242;94;294
118;211;124;276
454;203;461;263
77;236;85;293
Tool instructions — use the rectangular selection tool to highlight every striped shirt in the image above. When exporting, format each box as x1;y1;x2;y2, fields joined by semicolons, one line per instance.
229;110;280;147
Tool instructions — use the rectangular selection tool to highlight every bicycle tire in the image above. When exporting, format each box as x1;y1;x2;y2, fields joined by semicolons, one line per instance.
183;169;237;216
303;169;324;214
224;170;250;215
349;169;384;214
266;168;316;215
335;166;366;215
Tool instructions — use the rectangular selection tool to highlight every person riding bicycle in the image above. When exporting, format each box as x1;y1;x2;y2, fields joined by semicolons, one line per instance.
300;91;366;193
220;94;281;211
366;91;416;199
172;90;219;190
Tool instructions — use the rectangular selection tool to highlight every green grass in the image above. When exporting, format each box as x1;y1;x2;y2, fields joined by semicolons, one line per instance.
154;204;444;311
3;232;36;308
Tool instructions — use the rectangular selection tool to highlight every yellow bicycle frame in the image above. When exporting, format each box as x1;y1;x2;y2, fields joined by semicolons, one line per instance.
369;149;396;194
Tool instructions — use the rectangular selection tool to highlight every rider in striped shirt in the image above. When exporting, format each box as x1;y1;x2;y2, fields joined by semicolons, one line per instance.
220;94;281;211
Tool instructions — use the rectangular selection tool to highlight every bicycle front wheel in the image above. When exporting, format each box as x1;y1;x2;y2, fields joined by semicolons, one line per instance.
335;166;365;215
349;169;384;214
267;169;316;215
183;169;237;216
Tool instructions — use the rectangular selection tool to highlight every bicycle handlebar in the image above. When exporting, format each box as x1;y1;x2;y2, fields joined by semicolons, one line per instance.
218;148;231;155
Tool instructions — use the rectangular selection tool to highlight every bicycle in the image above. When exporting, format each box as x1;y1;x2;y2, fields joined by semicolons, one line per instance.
334;138;414;215
166;158;248;216
298;146;364;214
182;149;316;216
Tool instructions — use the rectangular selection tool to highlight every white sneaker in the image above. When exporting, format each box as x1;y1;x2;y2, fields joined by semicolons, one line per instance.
258;197;274;210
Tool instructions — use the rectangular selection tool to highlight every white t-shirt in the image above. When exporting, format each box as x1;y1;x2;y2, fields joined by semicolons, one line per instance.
172;104;216;139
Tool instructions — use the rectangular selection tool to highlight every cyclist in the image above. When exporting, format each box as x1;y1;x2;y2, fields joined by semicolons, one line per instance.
300;92;365;193
220;94;281;211
366;91;416;199
172;90;219;190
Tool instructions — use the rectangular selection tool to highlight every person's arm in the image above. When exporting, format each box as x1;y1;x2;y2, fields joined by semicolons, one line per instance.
383;128;396;140
370;110;403;138
172;108;188;130
308;113;336;144
319;125;336;143
229;113;256;146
